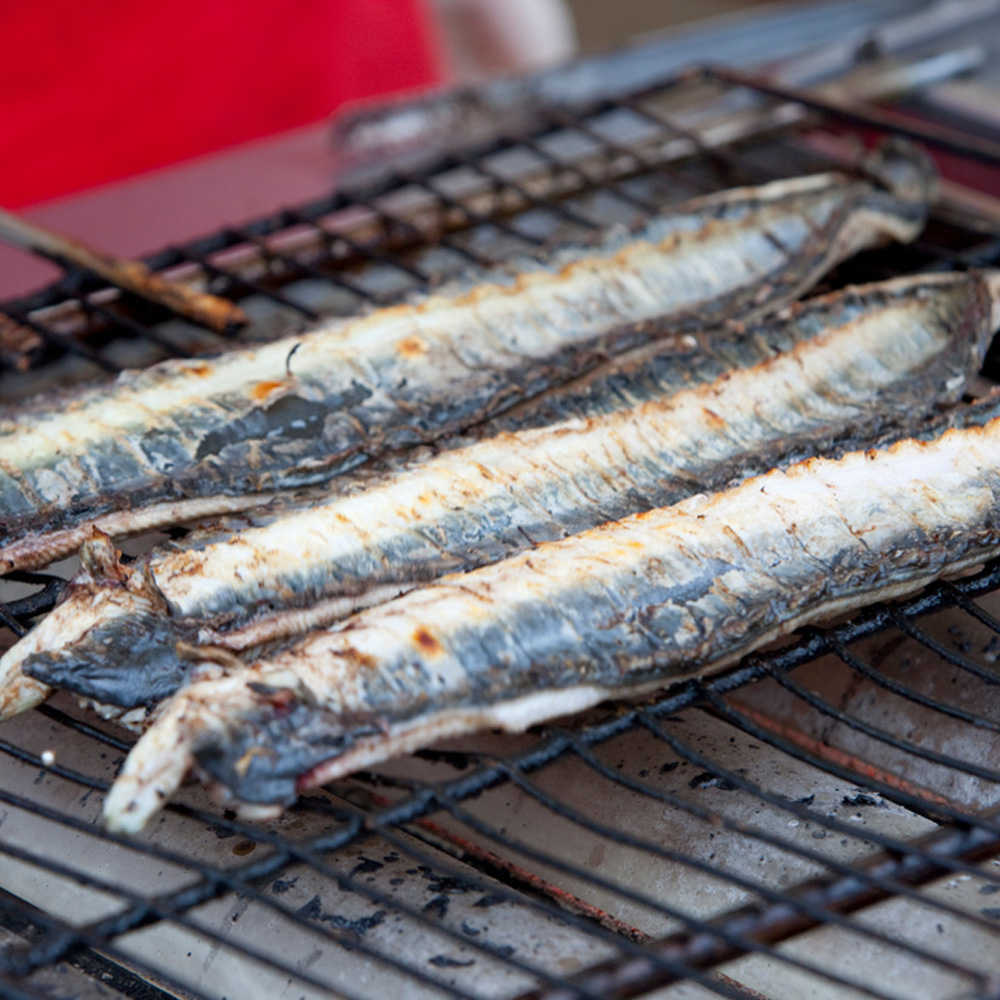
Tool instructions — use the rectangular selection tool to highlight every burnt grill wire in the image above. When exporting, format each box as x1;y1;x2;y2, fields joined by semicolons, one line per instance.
2;568;1000;1000
0;66;828;399
2;67;1000;1000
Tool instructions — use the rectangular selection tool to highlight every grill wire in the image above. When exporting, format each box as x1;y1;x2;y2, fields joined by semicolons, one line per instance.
3;66;1000;999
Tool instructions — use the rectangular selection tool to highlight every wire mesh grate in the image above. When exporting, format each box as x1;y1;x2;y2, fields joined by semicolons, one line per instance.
2;66;1000;1000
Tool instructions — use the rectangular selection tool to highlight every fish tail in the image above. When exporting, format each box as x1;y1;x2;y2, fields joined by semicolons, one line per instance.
862;137;938;206
103;673;253;833
103;698;196;833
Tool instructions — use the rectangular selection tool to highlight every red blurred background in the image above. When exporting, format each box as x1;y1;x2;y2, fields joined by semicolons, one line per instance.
0;0;444;208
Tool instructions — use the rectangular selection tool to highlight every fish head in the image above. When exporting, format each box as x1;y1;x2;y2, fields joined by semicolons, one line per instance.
191;688;382;807
0;532;173;718
21;611;197;710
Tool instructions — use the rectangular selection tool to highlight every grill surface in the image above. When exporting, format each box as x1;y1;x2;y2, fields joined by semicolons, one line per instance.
3;66;1000;1000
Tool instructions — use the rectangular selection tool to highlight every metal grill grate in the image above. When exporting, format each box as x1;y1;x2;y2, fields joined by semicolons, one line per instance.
2;67;1000;1000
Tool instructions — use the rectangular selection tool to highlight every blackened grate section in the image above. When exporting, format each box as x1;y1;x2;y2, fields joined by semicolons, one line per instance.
1;67;1000;1000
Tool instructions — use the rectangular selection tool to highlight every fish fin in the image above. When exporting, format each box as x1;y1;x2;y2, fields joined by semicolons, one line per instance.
129;560;171;613
102;698;195;833
77;529;128;586
103;675;256;832
175;641;246;674
75;529;170;611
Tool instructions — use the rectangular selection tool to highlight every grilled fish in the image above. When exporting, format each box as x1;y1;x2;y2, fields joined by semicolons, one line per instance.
7;271;996;722
0;148;933;573
0;314;820;721
101;394;1000;832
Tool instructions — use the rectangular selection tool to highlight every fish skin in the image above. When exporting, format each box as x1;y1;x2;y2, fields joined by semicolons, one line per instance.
101;402;1000;832
0;150;933;572
9;270;1000;721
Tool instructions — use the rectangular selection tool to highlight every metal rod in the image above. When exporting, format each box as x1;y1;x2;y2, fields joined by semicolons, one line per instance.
513;819;1000;1000
709;65;1000;167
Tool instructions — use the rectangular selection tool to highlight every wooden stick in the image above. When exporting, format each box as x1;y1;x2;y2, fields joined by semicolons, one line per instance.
0;207;247;333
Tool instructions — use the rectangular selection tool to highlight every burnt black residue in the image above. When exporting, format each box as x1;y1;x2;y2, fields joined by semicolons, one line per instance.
688;771;738;791
422;895;450;919
420;869;474;896
296;895;387;949
194;392;360;464
842;793;882;807
472;894;505;909
349;856;384;878
428;955;475;968
23;613;196;708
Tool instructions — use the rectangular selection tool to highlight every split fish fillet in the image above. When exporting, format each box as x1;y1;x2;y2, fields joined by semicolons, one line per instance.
102;397;1000;832
6;270;996;721
0;148;932;573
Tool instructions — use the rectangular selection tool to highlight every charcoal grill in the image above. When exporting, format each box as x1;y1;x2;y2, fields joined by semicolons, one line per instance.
3;49;1000;1000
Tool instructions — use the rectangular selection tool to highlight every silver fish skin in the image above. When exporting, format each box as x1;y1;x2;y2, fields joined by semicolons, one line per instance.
0;314;801;723
102;400;1000;833
0;149;933;573
9;270;997;721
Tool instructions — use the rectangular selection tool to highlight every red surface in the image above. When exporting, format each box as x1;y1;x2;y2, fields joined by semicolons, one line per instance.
0;0;444;208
